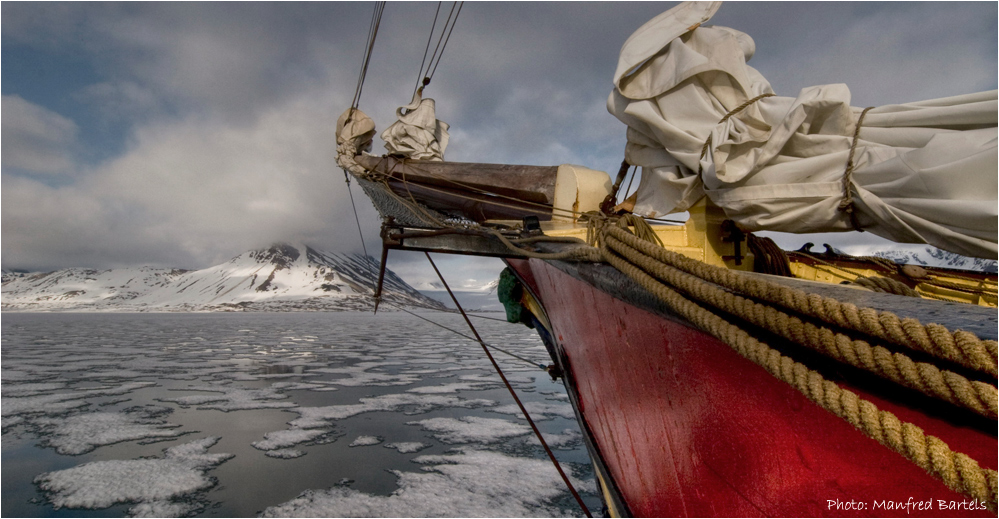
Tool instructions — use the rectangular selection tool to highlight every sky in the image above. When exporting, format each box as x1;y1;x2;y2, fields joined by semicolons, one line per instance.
2;2;996;286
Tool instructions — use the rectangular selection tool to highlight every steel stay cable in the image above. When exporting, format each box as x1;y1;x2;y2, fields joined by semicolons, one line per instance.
424;252;593;518
426;2;463;83
381;300;547;369
343;2;386;263
350;1;386;114
413;2;443;95
343;172;371;262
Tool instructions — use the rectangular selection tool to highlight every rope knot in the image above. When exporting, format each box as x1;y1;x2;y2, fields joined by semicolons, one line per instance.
839;106;875;230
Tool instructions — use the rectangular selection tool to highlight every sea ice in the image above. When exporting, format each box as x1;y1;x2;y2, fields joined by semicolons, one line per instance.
128;500;199;518
407;416;532;444
260;447;587;517
34;437;233;511
252;428;329;451
1;381;67;397
290;393;495;429
157;384;295;412
487;402;576;421
383;442;430;454
406;382;492;394
2;382;156;417
37;410;184;455
525;429;582;449
265;449;306;459
349;435;383;447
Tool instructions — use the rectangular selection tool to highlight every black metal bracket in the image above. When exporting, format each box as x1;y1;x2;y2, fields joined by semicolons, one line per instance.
721;219;746;266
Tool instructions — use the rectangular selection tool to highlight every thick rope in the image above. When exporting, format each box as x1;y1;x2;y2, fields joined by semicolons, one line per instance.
602;224;998;378
794;251;920;297
603;232;997;419
597;240;998;510
853;275;921;297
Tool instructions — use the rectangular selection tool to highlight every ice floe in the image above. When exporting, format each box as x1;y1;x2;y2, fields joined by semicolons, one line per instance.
37;410;184;455
349;435;383;447
34;437;232;512
260;447;589;517
2;382;156;418
526;429;582;449
488;402;577;421
407;381;494;394
384;442;430;454
4;312;595;517
252;428;330;451
157;384;295;412
290;393;496;429
265;449;307;459
407;416;532;444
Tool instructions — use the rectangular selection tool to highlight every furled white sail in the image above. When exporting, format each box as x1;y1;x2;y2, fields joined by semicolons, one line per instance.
608;1;998;259
381;90;450;161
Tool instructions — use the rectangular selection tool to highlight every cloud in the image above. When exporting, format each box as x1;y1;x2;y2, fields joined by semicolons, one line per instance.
1;95;79;175
1;2;995;273
2;86;382;271
718;2;997;106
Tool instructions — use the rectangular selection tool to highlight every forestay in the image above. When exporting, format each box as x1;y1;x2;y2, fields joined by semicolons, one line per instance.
608;1;997;259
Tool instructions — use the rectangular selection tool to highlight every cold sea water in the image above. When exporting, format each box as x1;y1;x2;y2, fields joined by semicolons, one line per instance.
1;312;602;517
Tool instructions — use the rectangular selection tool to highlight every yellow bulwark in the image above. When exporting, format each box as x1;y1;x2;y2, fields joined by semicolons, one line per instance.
541;199;756;272
535;198;997;308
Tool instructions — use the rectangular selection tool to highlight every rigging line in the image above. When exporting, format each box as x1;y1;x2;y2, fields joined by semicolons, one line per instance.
343;174;371;264
382;300;548;369
353;1;383;107
350;5;376;110
350;1;386;113
422;2;457;80
426;1;463;82
424;252;593;518
414;2;443;94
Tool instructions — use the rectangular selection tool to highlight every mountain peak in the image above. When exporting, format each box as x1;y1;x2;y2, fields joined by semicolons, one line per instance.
249;243;302;270
2;244;446;312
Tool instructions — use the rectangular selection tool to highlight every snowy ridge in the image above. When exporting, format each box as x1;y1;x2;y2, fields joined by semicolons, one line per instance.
1;244;445;312
410;278;500;293
839;244;998;274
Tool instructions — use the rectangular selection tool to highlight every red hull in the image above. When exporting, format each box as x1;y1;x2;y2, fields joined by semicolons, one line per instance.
507;258;996;517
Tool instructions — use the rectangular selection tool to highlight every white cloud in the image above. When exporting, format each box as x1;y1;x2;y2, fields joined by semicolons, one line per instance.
2;87;382;270
1;95;79;175
1;2;995;271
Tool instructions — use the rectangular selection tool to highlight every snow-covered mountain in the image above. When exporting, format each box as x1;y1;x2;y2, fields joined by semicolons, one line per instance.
839;244;998;274
409;278;500;293
1;244;447;312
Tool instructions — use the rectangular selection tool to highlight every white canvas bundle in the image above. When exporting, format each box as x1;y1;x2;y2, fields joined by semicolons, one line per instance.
608;1;998;259
381;90;450;161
